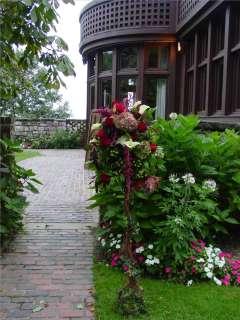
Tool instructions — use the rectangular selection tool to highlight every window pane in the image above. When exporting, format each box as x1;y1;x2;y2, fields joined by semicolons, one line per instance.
101;51;112;71
118;78;137;107
100;79;112;107
90;83;95;110
147;47;159;68
119;47;138;69
160;47;169;70
144;78;166;118
89;55;96;76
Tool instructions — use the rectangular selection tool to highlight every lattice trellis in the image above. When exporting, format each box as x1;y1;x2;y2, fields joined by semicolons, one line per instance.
177;0;201;23
80;0;172;41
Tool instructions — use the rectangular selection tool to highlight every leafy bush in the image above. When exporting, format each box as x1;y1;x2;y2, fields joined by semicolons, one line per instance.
0;139;40;247
30;129;83;149
88;107;240;287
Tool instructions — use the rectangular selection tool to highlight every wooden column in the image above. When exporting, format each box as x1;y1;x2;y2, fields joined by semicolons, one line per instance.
94;52;99;109
205;21;212;115
179;51;186;114
112;48;117;101
168;43;177;115
222;6;231;115
192;32;198;113
137;46;144;101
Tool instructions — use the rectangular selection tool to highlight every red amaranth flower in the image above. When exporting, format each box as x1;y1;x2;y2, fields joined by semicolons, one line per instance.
100;137;112;146
100;173;111;184
164;267;172;274
133;179;145;190
150;143;157;153
104;116;114;127
138;121;147;132
112;101;126;113
96;128;106;139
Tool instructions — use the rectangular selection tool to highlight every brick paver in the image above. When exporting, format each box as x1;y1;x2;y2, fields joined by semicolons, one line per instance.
0;150;98;320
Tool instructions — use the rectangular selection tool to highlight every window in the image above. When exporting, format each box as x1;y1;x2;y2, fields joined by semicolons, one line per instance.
211;59;223;111
89;55;96;76
118;78;137;107
100;51;112;71
119;47;137;69
100;79;112;107
143;77;167;118
212;17;225;56
145;46;169;69
146;47;158;68
198;28;208;63
89;83;95;110
196;66;207;112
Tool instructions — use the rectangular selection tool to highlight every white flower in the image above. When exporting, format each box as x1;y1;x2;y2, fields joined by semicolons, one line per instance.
117;136;140;149
182;173;195;184
132;101;142;109
115;244;121;249
148;244;153;250
169;174;180;183
197;258;205;263
169;112;178;120
187;280;193;286
97;237;101;241
147;255;153;259
204;267;210;273
89;138;98;144
207;263;214;270
174;217;182;225
153;257;160;264
136;246;144;254
203;179;217;192
213;277;222;286
139;104;150;115
109;233;113;238
145;259;152;266
206;271;213;279
117;234;122;238
101;239;106;247
91;123;102;131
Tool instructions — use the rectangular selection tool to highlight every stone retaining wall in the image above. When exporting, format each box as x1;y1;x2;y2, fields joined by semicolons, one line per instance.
14;118;88;142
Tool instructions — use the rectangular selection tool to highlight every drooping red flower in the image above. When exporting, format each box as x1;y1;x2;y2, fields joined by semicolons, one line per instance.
96;128;106;139
133;179;145;190
100;136;112;146
104;116;114;127
150;143;157;153
138;121;147;132
100;173;111;184
164;267;172;274
112;101;126;113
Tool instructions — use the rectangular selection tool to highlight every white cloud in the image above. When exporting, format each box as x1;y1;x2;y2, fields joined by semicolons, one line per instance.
56;0;91;119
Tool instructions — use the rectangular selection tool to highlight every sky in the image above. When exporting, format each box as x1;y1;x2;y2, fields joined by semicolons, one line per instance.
57;0;91;119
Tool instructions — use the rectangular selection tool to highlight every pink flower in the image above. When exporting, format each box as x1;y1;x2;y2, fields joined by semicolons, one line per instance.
137;255;145;263
122;265;129;272
145;176;160;193
236;276;240;284
111;260;117;267
221;274;231;286
192;267;196;274
165;267;172;274
219;252;232;260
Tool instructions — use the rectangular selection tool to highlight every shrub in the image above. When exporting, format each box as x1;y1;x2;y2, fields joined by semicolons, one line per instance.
0;139;40;247
88;107;240;288
30;129;83;149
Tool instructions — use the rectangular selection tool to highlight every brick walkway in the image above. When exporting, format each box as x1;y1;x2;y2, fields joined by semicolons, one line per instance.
0;150;98;320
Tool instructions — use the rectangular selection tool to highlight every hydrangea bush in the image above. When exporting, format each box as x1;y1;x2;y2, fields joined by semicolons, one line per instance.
88;102;240;313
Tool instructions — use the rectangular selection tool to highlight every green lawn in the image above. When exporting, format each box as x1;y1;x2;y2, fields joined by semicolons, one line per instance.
15;150;41;162
94;262;240;320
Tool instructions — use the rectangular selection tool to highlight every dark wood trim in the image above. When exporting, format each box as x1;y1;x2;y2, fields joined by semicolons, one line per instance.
94;52;99;109
117;69;139;76
192;32;198;112
222;6;231;114
144;70;170;76
179;52;186;114
212;50;224;61
198;58;208;68
186;66;194;73
112;48;117;101
137;46;144;101
231;42;240;53
205;21;212;116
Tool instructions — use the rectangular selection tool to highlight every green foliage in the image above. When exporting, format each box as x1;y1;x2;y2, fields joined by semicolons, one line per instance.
1;63;72;118
117;286;146;316
0;0;75;115
30;129;82;149
0;139;41;246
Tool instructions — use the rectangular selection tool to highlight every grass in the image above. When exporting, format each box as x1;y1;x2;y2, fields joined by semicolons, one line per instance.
15;150;41;162
94;262;240;320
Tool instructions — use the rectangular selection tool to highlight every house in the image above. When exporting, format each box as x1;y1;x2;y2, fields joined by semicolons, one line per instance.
79;0;240;126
